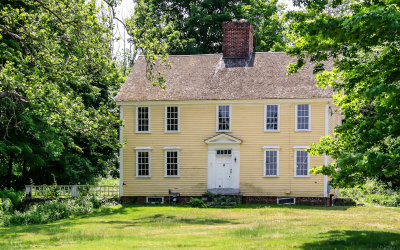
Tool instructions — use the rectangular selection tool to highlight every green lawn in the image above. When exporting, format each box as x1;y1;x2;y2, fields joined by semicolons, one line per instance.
1;205;400;249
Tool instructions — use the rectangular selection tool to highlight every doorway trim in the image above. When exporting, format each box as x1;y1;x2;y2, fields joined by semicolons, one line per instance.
205;134;241;190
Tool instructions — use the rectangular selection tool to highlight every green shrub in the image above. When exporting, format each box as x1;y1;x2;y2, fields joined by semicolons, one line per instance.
0;189;25;211
340;179;400;207
188;198;208;208
1;195;118;226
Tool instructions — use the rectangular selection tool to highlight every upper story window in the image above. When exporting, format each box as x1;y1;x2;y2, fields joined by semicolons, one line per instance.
296;104;310;131
295;150;309;177
136;107;150;133
217;105;231;132
165;106;180;132
265;105;279;131
136;150;151;177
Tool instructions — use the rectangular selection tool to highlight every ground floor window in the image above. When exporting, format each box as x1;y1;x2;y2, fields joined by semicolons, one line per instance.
264;150;279;176
165;150;179;177
295;150;309;176
136;151;150;177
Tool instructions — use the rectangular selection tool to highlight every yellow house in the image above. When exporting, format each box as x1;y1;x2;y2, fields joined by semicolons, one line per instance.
115;21;339;205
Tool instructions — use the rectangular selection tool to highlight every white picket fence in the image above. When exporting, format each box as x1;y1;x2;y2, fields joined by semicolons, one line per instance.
25;185;119;198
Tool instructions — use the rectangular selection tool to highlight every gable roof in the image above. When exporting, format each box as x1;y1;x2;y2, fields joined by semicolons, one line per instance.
115;52;333;102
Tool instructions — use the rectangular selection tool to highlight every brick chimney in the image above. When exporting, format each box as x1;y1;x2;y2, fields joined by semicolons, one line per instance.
222;20;254;58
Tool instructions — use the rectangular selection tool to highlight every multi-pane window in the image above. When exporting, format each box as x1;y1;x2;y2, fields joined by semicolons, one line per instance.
165;151;179;176
295;150;309;176
216;149;232;155
265;151;278;176
137;107;150;132
217;105;231;131
137;151;150;177
265;105;279;131
296;104;310;130
165;106;179;132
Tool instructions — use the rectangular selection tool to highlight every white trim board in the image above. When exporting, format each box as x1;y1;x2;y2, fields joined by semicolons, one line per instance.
117;98;333;106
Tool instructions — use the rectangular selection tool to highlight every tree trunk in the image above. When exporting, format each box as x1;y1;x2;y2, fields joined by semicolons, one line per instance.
6;157;13;189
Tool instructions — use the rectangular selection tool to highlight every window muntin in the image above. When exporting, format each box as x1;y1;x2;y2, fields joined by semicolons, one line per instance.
265;151;278;176
137;107;150;132
265;105;279;131
217;105;231;131
295;150;309;176
296;104;310;130
165;151;179;176
166;106;179;132
216;149;232;155
137;151;150;177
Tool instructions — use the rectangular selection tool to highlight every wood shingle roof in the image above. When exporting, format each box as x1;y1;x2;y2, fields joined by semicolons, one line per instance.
115;52;333;102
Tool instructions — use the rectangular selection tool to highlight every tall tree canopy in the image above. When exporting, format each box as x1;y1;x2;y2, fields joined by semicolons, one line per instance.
0;0;124;189
129;0;286;55
286;0;400;188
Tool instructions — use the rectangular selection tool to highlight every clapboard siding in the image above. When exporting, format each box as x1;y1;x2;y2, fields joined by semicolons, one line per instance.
122;99;332;197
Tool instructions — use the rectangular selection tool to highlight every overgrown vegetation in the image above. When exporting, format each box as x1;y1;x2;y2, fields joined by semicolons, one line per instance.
340;179;400;207
0;0;124;190
1;195;118;226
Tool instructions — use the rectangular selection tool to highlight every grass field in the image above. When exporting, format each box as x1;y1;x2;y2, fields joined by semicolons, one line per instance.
1;204;399;249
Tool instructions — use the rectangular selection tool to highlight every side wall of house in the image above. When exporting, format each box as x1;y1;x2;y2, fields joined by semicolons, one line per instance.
121;99;333;198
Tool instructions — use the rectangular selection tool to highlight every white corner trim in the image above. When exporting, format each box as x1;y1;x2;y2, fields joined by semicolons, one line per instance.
163;146;181;150
119;106;124;197
135;147;153;150
324;104;330;197
262;146;281;149
293;146;308;149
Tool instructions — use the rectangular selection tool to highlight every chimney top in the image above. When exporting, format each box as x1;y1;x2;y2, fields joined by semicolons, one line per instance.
222;21;254;58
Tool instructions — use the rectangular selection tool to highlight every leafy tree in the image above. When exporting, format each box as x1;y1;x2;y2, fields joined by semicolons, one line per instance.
128;0;286;55
0;0;124;189
286;0;400;188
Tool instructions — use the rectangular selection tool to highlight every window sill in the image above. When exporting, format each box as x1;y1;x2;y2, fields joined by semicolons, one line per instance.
136;131;151;134
294;175;310;178
264;175;279;177
264;130;280;132
136;176;151;178
295;130;311;132
164;176;180;178
165;131;180;133
217;130;232;133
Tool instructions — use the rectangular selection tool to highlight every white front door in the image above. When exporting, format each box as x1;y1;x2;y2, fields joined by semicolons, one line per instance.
215;156;232;188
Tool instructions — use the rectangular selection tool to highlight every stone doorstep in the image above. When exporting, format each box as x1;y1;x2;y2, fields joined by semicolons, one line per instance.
207;188;241;195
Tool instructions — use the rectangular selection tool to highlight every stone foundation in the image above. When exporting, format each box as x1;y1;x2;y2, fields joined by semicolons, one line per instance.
121;196;330;206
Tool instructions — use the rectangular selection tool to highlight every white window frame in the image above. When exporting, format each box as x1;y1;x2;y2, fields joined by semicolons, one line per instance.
164;147;180;177
263;146;280;177
135;147;151;177
295;104;311;131
136;106;151;133
165;106;180;133
264;105;280;132
216;105;232;132
293;147;310;177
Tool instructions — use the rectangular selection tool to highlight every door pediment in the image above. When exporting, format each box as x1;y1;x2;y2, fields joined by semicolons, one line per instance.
205;133;242;144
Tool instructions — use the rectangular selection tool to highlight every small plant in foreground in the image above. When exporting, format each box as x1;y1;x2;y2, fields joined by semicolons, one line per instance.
188;198;208;208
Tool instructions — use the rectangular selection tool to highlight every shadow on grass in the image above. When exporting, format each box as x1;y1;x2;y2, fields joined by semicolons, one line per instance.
301;230;400;249
93;213;239;229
